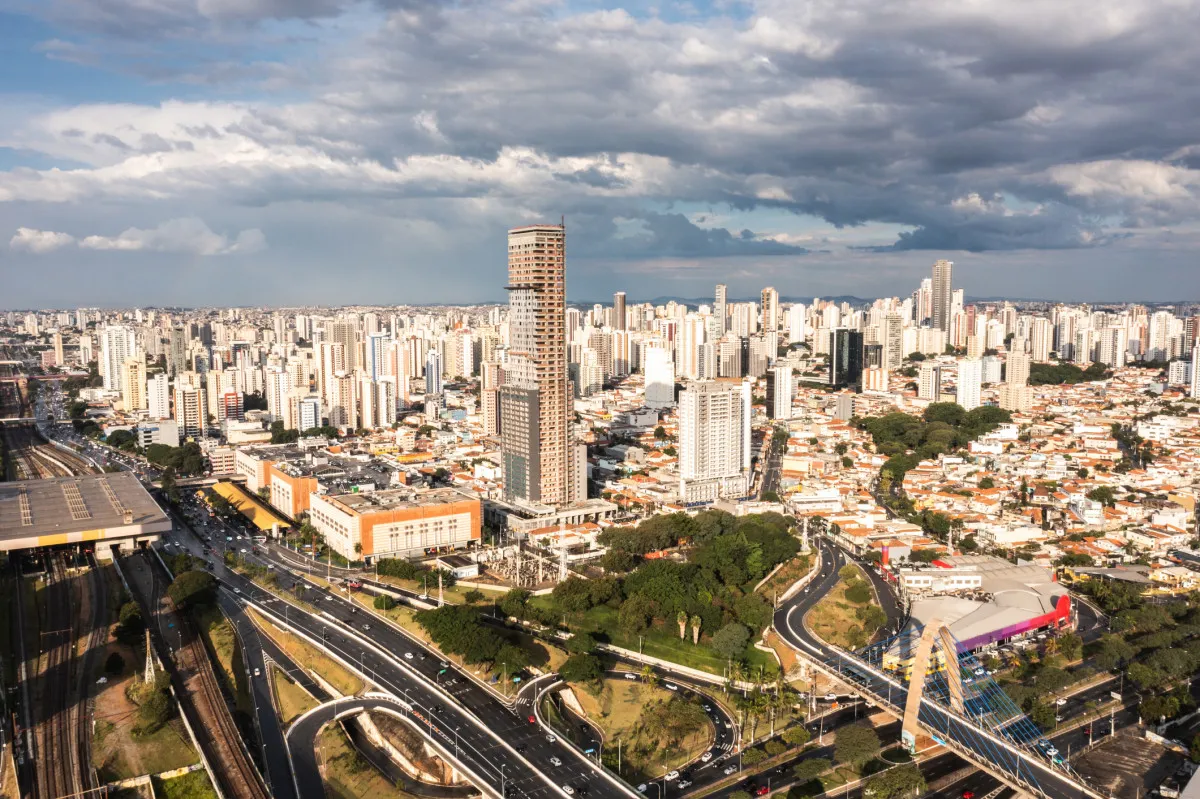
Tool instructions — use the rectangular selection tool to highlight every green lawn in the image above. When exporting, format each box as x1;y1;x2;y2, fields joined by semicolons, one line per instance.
154;770;218;799
531;600;777;677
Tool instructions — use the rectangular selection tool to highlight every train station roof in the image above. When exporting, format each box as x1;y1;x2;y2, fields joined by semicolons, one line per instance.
0;472;171;550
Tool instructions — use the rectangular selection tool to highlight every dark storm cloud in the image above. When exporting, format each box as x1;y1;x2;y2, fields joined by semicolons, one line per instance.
6;0;1200;305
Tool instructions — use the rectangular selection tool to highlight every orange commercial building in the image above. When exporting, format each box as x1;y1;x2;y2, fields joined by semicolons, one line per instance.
307;487;481;562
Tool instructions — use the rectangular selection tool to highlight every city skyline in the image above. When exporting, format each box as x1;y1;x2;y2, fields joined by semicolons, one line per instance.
3;2;1200;306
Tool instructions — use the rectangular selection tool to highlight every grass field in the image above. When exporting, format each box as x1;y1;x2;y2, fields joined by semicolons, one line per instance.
248;607;364;697
271;665;319;723
318;726;422;799
154;770;219;799
530;599;778;677
568;678;714;780
804;564;884;650
193;604;252;715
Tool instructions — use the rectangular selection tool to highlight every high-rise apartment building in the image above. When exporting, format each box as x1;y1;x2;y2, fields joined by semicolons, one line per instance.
761;287;779;332
714;284;728;336
882;312;904;370
147;373;170;419
644;345;675;408
829;329;864;391
766;365;793;420
173;383;207;438
1192;344;1200;400
500;223;580;507
678;380;752;504
931;259;953;334
101;325;136;391
613;292;626;331
918;363;942;401
956;359;982;411
329;320;358;373
121;358;146;412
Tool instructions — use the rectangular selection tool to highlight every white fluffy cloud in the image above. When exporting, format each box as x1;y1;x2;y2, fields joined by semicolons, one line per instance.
9;227;76;253
12;218;265;256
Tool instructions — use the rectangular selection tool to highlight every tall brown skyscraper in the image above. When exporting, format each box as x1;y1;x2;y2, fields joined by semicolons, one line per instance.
613;291;626;331
931;259;954;333
500;223;580;506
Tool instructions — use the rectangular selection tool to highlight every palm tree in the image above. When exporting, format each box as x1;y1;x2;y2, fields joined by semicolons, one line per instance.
677;610;688;639
640;665;658;688
690;615;702;645
730;661;747;697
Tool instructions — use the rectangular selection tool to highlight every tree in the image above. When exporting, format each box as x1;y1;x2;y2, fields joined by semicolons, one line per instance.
1094;634;1136;671
160;467;180;504
1057;632;1083;662
463;589;485;604
1190;734;1200;765
1029;702;1056;730
710;622;750;660
566;631;597;655
374;594;396;610
792;757;831;785
833;722;880;766
498;588;530;620
167;570;216;610
559;653;603;685
864;764;926;799
617;594;657;636
782;725;812;747
978;477;995;489
1086;486;1117;507
838;564;859;580
116;601;145;646
690;614;702;645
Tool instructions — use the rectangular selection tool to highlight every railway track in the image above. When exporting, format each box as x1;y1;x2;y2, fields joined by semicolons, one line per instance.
1;423;97;479
132;550;270;799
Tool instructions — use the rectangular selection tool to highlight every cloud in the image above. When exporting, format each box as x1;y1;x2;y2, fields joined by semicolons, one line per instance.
5;0;1200;302
9;227;76;254
12;218;265;256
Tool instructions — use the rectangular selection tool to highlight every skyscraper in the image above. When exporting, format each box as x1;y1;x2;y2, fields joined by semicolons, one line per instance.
678;379;751;504
500;223;579;507
761;287;779;332
714;284;728;336
932;259;954;334
882;312;904;370
613;291;626;331
829;329;864;391
147;373;170;419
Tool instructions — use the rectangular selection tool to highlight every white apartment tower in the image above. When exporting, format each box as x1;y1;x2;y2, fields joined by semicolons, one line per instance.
147;373;170;419
956;358;983;411
678;379;752;504
101;325;136;391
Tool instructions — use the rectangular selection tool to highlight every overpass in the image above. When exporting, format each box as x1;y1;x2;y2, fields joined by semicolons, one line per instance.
774;539;1104;799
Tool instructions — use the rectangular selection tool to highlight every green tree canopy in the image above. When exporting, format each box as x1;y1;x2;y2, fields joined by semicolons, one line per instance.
833;722;880;766
167;570;216;610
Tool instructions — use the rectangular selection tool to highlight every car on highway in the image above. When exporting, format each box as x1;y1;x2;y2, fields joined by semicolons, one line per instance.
546;734;557;743
1054;697;1067;706
700;752;713;762
549;757;562;767
961;792;975;799
624;672;637;680
677;780;691;789
528;715;537;724
254;668;261;677
665;770;679;781
723;765;738;775
405;652;414;660
636;786;647;794
664;683;678;691
561;786;574;796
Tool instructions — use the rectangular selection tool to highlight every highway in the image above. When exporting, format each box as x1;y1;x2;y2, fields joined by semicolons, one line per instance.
772;537;1102;799
162;501;636;799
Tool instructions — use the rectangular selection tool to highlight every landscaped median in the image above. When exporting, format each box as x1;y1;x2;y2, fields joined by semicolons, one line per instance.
804;563;887;650
247;606;364;696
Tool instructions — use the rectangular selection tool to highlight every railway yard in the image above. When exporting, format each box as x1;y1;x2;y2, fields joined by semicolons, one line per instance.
2;422;97;480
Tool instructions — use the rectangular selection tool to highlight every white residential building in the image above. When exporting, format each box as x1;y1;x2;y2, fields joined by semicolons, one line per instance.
678;379;752;504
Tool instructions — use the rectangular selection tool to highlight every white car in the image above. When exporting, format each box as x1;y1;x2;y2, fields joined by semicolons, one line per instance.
624;672;638;680
665;771;679;781
546;734;557;743
1054;698;1067;706
404;652;414;660
637;786;647;794
723;765;738;775
700;752;713;763
254;668;261;677
550;757;562;766
561;787;574;796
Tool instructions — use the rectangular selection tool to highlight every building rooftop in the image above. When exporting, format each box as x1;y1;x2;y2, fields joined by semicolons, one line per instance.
327;487;476;515
0;472;170;545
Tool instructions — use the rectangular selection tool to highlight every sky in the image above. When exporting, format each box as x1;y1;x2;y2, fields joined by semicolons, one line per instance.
2;0;1200;308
